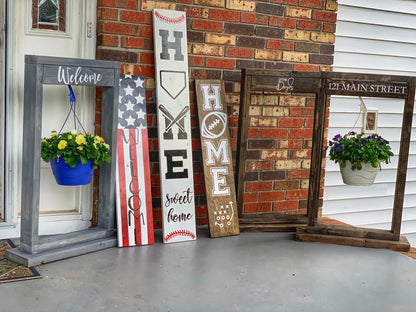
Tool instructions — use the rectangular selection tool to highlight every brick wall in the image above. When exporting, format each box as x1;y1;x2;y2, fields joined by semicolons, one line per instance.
96;0;338;228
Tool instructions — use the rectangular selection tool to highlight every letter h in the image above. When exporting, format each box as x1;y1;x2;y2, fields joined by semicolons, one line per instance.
159;29;184;61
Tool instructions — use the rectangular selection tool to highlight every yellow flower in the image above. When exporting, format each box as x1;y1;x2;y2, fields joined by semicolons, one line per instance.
100;137;105;143
41;139;47;144
77;146;84;151
58;140;67;150
94;136;101;144
67;134;73;140
86;132;91;136
75;134;86;145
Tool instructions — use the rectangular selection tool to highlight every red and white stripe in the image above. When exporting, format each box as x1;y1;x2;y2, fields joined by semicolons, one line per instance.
116;128;154;246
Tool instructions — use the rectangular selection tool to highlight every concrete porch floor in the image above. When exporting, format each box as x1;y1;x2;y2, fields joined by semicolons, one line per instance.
1;227;416;312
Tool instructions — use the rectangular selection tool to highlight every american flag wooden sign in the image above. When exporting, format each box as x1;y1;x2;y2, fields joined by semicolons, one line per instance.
116;75;154;247
153;9;196;243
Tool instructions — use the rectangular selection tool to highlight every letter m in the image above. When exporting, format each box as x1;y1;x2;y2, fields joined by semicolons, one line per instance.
204;140;230;165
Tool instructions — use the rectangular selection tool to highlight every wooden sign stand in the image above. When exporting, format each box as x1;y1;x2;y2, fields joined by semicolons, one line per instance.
6;55;120;266
236;69;414;251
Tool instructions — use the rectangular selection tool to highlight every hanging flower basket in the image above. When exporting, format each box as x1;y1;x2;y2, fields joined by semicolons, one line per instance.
339;160;379;186
50;156;94;186
327;131;393;186
40;86;111;186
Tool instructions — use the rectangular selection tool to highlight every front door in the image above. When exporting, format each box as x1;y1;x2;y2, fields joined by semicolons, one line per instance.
0;0;97;238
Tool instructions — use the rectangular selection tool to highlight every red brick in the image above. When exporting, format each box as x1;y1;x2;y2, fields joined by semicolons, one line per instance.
226;47;253;58
244;193;258;203
246;181;273;192
259;191;285;201
261;129;287;138
279;139;302;148
304;118;314;128
297;20;321;31
98;34;119;47
98;8;118;20
290;107;314;117
267;39;293;51
278;118;304;128
101;21;136;35
294;64;319;71
299;0;323;9
272;0;298;4
98;0;117;7
121;11;148;23
115;0;138;9
313;11;337;22
189;56;205;66
140;52;154;64
241;12;256;24
289;129;313;138
247;161;274;170
273;200;298;211
210;9;240;22
249;128;260;138
133;65;155;77
287;189;308;200
138;25;153;37
323;22;336;33
244;202;272;213
193;19;223;32
269;17;296;28
288;170;310;179
121;36;144;49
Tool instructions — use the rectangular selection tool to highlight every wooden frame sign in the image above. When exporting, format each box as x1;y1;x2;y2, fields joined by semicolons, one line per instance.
195;80;240;238
116;75;154;247
237;69;415;251
153;9;196;243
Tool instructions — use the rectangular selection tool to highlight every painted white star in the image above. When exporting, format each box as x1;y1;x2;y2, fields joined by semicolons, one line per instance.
136;93;144;105
137;78;144;88
125;116;135;126
125;101;135;111
137;109;146;120
124;85;135;96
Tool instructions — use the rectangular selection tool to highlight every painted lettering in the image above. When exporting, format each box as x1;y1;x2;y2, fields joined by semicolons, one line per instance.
200;84;223;111
164;150;188;179
204;140;230;165
167;208;193;223
210;167;230;196
159;29;184;61
57;66;103;85
165;187;194;207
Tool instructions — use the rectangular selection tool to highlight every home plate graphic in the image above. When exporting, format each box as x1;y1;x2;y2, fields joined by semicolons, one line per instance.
153;8;196;243
116;74;154;247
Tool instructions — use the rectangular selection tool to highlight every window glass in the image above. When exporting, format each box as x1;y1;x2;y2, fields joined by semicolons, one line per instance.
32;0;66;32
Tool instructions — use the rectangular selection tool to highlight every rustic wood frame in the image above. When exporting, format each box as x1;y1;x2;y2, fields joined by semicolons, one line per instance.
236;69;415;251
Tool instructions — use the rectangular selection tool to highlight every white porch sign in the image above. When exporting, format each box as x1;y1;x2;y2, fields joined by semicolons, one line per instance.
153;9;196;243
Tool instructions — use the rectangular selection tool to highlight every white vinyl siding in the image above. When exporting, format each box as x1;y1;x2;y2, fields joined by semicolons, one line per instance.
323;0;416;235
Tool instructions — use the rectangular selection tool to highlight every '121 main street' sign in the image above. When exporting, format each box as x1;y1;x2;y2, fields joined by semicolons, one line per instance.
153;9;196;243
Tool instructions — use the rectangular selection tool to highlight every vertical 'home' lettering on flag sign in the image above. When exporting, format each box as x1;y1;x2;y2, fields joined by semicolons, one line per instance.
116;75;154;247
153;9;196;243
196;80;240;238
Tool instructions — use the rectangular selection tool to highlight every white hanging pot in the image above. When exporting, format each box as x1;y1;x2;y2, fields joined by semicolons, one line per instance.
339;160;379;186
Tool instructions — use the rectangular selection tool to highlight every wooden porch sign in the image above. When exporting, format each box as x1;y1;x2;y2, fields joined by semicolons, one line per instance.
153;9;196;243
116;74;154;247
195;80;239;237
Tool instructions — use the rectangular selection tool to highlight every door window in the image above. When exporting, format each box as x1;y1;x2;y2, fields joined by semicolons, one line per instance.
32;0;66;32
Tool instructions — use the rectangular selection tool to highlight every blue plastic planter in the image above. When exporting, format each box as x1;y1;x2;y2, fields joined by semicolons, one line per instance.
50;157;94;186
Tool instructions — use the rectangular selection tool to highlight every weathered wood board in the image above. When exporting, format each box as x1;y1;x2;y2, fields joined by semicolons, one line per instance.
153;9;196;243
116;75;154;247
195;80;239;238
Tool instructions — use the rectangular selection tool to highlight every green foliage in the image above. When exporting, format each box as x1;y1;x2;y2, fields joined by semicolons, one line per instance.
327;131;394;170
41;130;111;169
